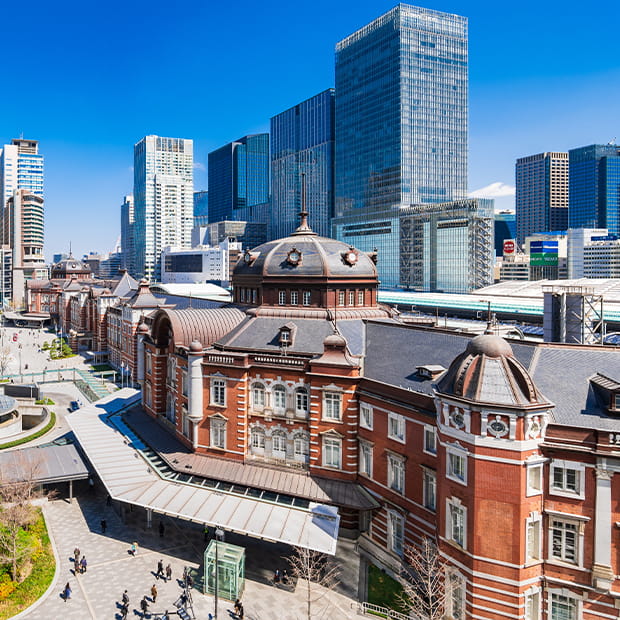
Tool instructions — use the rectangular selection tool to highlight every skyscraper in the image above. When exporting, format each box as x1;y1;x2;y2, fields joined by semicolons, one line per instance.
120;195;135;274
133;136;194;281
270;89;335;238
194;190;208;227
207;134;269;224
515;152;568;245
333;4;468;286
569;144;620;235
0;139;44;207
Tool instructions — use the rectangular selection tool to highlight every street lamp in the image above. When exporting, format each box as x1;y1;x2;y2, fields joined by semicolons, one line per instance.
214;528;225;619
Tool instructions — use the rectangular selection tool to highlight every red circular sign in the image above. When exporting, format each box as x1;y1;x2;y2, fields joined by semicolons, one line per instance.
503;240;515;255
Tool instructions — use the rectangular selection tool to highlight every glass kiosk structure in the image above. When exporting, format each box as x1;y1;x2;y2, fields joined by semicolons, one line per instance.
204;540;245;601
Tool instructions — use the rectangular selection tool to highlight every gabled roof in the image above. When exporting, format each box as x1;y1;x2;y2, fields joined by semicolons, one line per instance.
112;271;139;298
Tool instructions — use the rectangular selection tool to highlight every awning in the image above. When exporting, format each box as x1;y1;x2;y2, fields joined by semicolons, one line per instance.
67;390;340;555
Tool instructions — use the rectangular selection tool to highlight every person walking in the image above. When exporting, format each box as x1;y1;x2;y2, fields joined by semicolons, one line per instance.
120;602;129;620
203;524;209;542
73;547;80;561
63;582;72;602
151;583;158;603
159;521;165;538
100;519;107;534
156;559;164;580
234;599;241;616
131;541;138;556
74;555;80;575
165;563;172;582
80;556;87;574
140;596;148;618
121;590;129;606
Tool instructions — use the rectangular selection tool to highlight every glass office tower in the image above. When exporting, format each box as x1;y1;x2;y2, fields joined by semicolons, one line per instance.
569;144;620;236
208;134;269;224
271;89;335;239
0;139;44;206
333;4;468;287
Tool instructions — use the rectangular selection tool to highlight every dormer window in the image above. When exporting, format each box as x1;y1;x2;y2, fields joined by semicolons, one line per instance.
280;330;290;345
279;323;296;348
416;365;446;379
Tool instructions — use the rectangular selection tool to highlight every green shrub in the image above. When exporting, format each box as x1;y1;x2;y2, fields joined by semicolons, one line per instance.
367;564;407;614
34;398;54;406
0;412;56;450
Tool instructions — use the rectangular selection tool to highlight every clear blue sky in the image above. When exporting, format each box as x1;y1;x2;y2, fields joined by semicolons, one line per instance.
2;0;619;260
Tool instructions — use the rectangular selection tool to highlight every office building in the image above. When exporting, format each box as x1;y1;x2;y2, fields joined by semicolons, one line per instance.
192;220;267;250
494;210;516;256
515;152;568;245
194;190;208;227
207;134;269;224
569;144;620;234
399;198;494;293
271;89;335;238
133;136;194;281
0;139;44;207
333;4;468;286
567;227;615;279
120;195;135;274
524;231;567;281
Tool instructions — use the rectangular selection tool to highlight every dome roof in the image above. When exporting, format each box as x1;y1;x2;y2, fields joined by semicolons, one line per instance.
51;256;91;276
233;232;377;280
436;335;549;407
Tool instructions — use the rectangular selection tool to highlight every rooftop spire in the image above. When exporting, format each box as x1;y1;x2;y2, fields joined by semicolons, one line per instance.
292;172;317;236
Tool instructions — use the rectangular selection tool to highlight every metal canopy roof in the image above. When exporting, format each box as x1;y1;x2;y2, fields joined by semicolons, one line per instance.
67;390;340;555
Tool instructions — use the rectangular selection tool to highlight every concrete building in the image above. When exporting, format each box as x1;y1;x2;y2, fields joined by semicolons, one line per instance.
0;138;44;207
567;228;609;279
516;152;568;245
524;231;568;281
133;136;194;281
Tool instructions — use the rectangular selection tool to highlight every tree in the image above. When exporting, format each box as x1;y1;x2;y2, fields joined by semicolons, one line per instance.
286;546;340;620
399;537;448;620
0;345;13;377
0;455;45;581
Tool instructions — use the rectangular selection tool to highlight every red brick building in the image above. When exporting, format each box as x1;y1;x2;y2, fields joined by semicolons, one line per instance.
133;216;620;619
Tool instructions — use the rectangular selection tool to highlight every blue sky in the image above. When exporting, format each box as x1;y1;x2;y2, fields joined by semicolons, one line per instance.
2;0;619;259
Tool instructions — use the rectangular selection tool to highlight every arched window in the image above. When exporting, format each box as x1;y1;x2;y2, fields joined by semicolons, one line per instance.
295;388;309;417
272;431;286;458
273;385;286;414
251;427;265;452
294;433;309;463
252;383;265;410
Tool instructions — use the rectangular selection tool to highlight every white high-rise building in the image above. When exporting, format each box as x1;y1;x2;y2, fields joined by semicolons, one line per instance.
120;195;135;274
0;139;44;207
133;136;193;281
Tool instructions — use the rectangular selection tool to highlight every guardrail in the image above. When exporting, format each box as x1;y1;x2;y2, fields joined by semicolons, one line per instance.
357;602;411;620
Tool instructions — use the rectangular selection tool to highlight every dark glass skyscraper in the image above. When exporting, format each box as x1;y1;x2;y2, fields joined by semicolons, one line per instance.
569;144;620;236
333;4;468;287
271;89;335;239
207;134;270;223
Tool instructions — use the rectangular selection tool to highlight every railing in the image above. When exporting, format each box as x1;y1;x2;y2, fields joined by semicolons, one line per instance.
254;355;305;366
207;354;236;365
357;602;411;620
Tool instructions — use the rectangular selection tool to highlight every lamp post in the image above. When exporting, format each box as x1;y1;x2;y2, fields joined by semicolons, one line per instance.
120;362;125;388
214;528;224;619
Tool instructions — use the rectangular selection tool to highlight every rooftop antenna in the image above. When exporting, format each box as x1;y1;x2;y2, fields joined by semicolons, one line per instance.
608;137;617;146
69;241;72;258
293;172;315;235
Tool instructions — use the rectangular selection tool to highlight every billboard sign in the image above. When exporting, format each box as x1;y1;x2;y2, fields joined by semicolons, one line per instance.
503;239;516;256
530;252;558;267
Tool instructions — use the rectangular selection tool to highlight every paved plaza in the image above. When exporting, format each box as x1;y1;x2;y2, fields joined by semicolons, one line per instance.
16;492;362;620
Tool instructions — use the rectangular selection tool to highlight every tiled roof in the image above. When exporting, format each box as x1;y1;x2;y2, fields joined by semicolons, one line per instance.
163;307;246;348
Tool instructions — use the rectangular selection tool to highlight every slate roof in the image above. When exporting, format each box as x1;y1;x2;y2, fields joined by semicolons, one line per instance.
162;307;246;348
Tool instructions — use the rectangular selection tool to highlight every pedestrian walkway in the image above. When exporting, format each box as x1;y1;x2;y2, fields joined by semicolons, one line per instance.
19;493;362;620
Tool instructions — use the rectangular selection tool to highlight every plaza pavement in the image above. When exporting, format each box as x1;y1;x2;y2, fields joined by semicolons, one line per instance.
17;493;363;620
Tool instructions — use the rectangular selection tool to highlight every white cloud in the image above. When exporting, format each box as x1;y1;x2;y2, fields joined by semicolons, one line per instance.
468;182;515;199
193;161;206;172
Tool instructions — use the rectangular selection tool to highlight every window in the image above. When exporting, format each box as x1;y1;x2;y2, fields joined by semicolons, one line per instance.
447;450;467;485
447;500;466;548
338;291;345;306
295;388;308;416
272;432;286;458
551;519;578;564
145;352;152;375
527;463;543;496
252;383;265;410
387;413;405;442
181;370;188;398
358;290;364;306
360;404;373;430
323;436;341;469
211;378;226;406
387;511;404;556
526;515;542;561
524;590;540;620
273;385;286;414
323;392;342;421
447;573;465;620
615;394;620;410
144;383;152;407
302;291;311;306
348;290;354;306
252;289;257;304
251;428;265;450
359;441;372;477
278;290;286;305
388;454;405;493
423;468;436;511
210;417;226;449
424;426;437;454
290;290;298;305
240;288;245;302
550;461;584;498
550;593;578;620
294;435;309;462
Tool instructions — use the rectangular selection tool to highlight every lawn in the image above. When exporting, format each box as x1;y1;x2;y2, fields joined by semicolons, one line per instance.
0;511;56;619
367;563;408;615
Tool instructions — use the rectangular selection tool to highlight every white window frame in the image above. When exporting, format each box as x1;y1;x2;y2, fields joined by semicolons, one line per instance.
447;572;466;620
357;290;364;306
295;388;309;417
290;290;298;305
210;417;226;449
526;462;543;496
145;352;152;375
423;425;437;455
446;498;466;549
387;510;404;556
293;435;309;462
302;290;311;306
272;432;286;459
210;378;226;407
278;290;286;305
549;460;585;499
323;391;342;421
360;403;373;430
526;513;542;563
272;385;287;414
446;447;467;486
387;453;405;494
524;587;541;620
549;518;581;566
387;413;405;443
322;435;341;469
549;591;581;620
338;290;345;306
250;427;265;452
423;467;436;512
251;382;265;410
181;370;188;398
359;440;373;478
348;290;354;306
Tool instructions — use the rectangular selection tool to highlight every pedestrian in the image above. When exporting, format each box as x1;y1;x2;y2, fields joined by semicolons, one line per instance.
106;494;112;506
282;568;289;585
159;521;165;538
156;559;164;579
63;582;71;601
88;477;94;492
73;546;80;561
203;524;209;542
165;563;172;582
122;590;129;606
238;603;244;619
273;568;280;584
80;556;87;573
151;583;158;603
140;596;148;617
100;519;107;534
74;556;80;575
121;603;128;620
234;599;241;615
187;573;194;589
131;541;138;556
